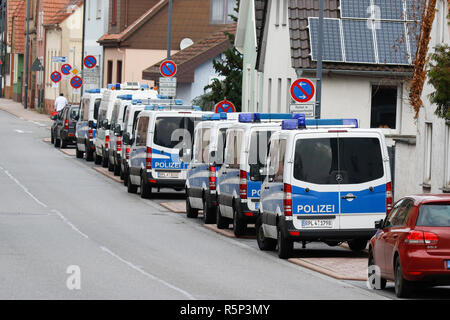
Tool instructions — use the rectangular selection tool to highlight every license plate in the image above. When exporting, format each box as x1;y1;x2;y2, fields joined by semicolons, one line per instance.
158;171;179;178
301;219;333;229
447;261;450;270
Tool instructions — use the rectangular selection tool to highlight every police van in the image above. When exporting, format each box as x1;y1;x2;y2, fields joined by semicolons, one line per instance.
75;88;103;161
126;106;209;198
258;117;392;259
185;113;240;223
94;83;158;167
216;113;300;237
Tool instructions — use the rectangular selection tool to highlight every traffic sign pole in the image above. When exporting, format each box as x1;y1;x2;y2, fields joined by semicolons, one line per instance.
315;0;325;119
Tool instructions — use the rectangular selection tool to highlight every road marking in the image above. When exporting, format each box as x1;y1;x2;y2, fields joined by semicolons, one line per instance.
100;246;195;300
51;209;89;239
14;129;33;134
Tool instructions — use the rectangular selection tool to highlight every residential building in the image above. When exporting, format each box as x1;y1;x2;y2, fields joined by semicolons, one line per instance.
142;24;236;105
395;0;450;198
98;0;236;87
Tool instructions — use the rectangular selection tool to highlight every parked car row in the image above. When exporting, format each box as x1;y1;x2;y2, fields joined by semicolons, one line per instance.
51;83;450;298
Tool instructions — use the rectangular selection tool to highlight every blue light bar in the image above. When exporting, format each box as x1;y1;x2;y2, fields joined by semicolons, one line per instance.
141;84;149;89
202;113;228;121
145;105;156;110
282;120;299;130
107;84;114;89
115;83;121;90
193;106;202;111
132;99;142;104
175;99;183;105
239;113;255;123
157;94;169;99
305;119;359;128
297;114;306;129
118;94;132;100
257;113;294;120
85;88;101;94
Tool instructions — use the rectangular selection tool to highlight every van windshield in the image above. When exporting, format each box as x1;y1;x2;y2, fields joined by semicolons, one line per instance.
93;98;101;120
294;137;384;184
153;116;199;149
416;204;450;227
248;130;274;181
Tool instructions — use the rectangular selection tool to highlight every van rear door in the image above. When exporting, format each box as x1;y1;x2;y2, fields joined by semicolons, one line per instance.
337;132;387;230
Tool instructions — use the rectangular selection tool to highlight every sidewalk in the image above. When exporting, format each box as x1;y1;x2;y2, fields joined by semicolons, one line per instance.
0;98;53;125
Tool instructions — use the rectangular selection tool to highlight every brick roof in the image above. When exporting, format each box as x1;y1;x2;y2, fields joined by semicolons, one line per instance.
12;0;26;53
43;0;83;26
7;0;21;46
288;0;413;73
98;0;167;43
142;23;236;83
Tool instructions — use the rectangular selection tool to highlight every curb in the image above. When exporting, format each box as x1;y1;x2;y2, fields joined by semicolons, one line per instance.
60;148;76;156
92;166;122;183
203;224;256;239
288;258;368;281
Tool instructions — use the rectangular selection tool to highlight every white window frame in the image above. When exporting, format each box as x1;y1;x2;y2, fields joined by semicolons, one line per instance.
96;0;102;19
210;0;236;24
423;122;433;185
370;82;402;135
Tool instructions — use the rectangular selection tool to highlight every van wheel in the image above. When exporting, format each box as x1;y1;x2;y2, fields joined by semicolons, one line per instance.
140;175;152;199
277;226;293;259
186;196;198;218
216;206;229;229
54;138;60;148
256;217;276;251
123;170;128;186
120;167;124;180
368;250;386;290
203;197;216;224
395;258;413;298
127;175;137;194
114;163;121;177
101;151;108;168
233;205;247;237
60;139;67;149
85;144;94;161
51;132;54;144
348;239;367;253
76;145;83;158
94;151;102;165
108;157;114;172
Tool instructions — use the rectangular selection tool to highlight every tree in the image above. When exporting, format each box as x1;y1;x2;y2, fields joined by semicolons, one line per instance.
193;1;242;111
427;44;450;120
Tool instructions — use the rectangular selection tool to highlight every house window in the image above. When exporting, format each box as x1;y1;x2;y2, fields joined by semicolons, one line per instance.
286;78;292;109
210;0;236;24
96;0;102;19
268;78;272;112
424;123;433;185
107;60;113;84
371;85;398;129
445;124;450;189
277;78;282;112
116;60;122;83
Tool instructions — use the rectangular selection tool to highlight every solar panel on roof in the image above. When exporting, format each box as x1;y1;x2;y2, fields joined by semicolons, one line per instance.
309;18;344;62
373;0;405;20
407;21;421;60
342;20;377;64
376;22;410;65
405;0;425;20
340;0;371;19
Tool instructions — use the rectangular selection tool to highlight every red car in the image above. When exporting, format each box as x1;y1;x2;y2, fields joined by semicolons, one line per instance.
369;194;450;297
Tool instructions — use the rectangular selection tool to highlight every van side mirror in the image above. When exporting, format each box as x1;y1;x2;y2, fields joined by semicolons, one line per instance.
50;115;57;121
375;219;384;229
114;124;121;135
123;132;130;145
88;120;94;128
102;119;109;129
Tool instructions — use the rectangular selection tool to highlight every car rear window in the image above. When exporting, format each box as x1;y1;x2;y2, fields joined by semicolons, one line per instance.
153;116;198;149
294;137;384;184
416;204;450;227
69;107;79;120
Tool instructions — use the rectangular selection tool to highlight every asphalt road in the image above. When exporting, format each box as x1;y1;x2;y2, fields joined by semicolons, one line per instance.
0;109;441;300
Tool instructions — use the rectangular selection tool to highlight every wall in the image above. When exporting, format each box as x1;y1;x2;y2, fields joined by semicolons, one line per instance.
44;28;62;112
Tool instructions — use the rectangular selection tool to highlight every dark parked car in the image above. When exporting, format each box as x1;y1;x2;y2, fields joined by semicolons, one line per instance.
51;105;80;148
369;194;450;297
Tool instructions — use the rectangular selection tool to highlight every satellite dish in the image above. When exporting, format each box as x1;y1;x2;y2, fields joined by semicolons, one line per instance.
180;38;194;50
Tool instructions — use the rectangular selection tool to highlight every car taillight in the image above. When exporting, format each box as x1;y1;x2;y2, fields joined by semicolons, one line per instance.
116;136;122;152
64;119;69;130
105;135;109;149
283;183;292;216
126;147;130;160
386;182;393;214
405;231;439;245
208;166;216;191
239;170;247;200
88;129;93;139
146;147;152;169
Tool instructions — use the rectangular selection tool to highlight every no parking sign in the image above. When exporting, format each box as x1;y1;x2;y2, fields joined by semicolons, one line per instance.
214;99;235;113
290;78;315;103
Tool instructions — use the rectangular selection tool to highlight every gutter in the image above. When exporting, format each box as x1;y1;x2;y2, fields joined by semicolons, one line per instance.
301;68;414;78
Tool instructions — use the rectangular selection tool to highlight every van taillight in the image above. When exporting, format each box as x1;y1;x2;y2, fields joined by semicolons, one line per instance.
239;170;247;200
405;231;438;245
125;147;130;159
64;119;69;130
386;182;393;214
88;129;93;139
283;183;292;216
116;136;122;152
208;166;216;190
146;147;152;169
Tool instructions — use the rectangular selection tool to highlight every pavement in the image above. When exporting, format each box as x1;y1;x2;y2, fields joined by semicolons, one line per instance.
0;98;53;126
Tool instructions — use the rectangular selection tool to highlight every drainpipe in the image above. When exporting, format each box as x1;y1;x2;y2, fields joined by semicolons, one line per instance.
167;0;173;60
24;0;30;108
315;0;324;119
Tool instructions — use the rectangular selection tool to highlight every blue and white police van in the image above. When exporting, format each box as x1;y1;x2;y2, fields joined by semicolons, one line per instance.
75;88;104;161
94;83;158;167
185;113;240;223
216;113;300;237
258;117;392;259
126;106;210;198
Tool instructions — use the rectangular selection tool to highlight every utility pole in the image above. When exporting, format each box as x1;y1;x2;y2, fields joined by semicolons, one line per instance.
81;0;86;96
167;0;173;60
0;0;5;98
315;0;324;119
24;0;30;109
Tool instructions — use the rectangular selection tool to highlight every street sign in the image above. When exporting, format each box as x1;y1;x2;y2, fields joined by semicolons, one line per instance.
50;71;62;83
159;77;177;97
160;60;177;77
61;64;72;76
83;55;97;69
290;103;315;118
290;78;315;103
52;56;67;63
70;65;81;76
214;99;236;113
70;76;83;89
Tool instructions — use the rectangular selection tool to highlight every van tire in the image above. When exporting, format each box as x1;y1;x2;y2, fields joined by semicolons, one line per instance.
54;138;60;148
203;197;216;224
140;175;152;199
277;226;293;259
60;139;67;148
114;163;121;176
76;145;83;158
101;150;108;168
127;175;137;194
108;157;114;172
395;258;413;298
94;151;102;165
51;132;54;144
85;144;94;161
186;196;198;218
216;206;229;229
123;170;128;186
348;239;367;253
256;217;276;251
233;205;247;237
